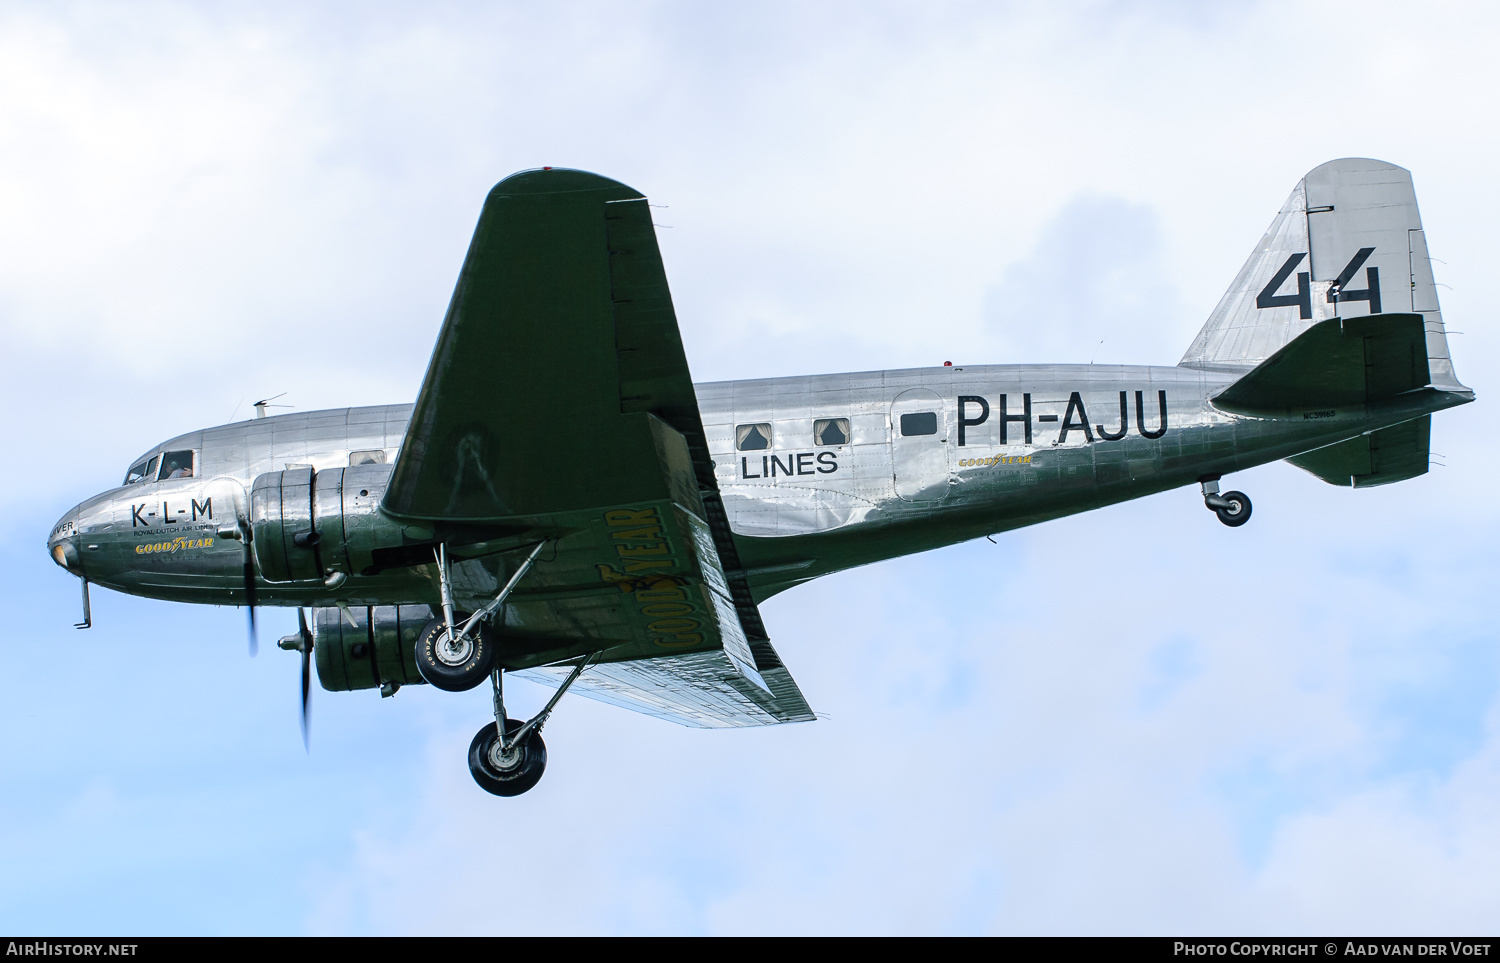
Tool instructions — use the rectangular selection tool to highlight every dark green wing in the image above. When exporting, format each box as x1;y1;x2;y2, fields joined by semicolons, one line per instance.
384;168;812;727
385;170;680;519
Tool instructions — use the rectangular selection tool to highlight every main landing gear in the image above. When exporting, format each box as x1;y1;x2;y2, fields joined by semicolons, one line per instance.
414;541;547;692
420;538;594;797
415;614;496;690
470;718;547;797
469;657;593;797
1200;476;1252;527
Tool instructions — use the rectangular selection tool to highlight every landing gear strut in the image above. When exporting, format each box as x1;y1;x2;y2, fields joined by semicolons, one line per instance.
1201;477;1252;527
414;540;547;692
468;656;595;797
417;537;592;798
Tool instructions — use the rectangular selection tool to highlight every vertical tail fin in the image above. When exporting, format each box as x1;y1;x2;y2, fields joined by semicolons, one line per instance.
1180;158;1463;390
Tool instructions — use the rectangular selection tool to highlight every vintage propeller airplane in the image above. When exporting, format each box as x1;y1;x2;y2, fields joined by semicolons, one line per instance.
47;159;1471;796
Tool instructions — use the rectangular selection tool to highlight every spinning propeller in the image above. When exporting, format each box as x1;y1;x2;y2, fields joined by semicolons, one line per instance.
232;518;258;657
277;608;314;751
235;510;313;748
243;552;259;657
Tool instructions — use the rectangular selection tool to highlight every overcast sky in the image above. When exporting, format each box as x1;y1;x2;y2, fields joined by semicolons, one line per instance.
3;0;1499;935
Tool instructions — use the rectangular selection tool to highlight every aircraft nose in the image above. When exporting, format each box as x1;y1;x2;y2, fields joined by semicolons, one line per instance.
48;507;83;575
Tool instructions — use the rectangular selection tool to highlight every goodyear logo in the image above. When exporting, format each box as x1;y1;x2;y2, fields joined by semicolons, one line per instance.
135;536;215;555
596;507;705;649
958;454;1032;468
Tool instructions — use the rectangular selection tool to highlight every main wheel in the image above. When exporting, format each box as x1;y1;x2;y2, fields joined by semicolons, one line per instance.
414;615;496;692
1214;490;1252;527
468;719;547;797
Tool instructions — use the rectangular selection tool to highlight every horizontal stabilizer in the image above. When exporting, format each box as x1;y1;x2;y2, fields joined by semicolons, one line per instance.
1286;415;1431;488
1212;313;1429;417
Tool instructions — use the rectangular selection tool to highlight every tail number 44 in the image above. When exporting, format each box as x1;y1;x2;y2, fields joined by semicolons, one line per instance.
1255;248;1380;319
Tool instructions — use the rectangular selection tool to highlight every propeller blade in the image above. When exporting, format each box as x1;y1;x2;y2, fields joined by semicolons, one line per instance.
298;608;312;751
243;553;259;657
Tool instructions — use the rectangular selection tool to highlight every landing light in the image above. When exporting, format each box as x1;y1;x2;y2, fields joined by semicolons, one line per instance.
51;541;80;574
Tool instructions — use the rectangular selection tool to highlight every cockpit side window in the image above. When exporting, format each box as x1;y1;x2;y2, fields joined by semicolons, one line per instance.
157;450;195;481
124;455;160;486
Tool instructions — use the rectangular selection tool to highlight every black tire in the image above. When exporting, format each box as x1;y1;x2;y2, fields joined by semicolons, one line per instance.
414;615;496;692
468;719;547;797
1214;491;1252;527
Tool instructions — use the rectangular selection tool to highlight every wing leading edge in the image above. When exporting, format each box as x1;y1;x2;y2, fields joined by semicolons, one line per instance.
384;168;813;727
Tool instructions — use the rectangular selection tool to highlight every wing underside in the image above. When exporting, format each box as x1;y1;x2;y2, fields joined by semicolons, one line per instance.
517;646;814;728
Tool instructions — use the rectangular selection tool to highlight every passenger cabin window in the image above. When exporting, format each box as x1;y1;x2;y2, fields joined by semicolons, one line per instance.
815;418;850;446
736;424;772;451
124;455;159;486
899;412;938;437
349;449;387;466
157;450;195;480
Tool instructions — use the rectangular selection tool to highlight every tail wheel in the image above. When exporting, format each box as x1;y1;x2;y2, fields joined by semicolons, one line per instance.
414;615;496;691
468;719;547;797
1214;491;1252;527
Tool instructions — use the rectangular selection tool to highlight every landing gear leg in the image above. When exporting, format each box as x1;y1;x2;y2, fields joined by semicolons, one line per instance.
468;655;595;798
1201;476;1252;527
415;540;547;692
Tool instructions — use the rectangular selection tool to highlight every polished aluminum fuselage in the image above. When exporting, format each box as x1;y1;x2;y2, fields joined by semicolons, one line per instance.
49;362;1463;608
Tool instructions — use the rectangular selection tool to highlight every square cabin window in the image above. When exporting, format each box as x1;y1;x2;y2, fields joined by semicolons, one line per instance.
736;424;772;451
814;418;850;446
349;449;387;466
899;412;938;437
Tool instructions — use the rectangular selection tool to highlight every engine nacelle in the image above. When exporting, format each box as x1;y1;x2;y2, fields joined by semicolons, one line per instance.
249;464;412;582
312;603;434;692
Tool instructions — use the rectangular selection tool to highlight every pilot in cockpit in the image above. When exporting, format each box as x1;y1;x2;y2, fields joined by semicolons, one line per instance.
124;451;194;485
160;451;194;479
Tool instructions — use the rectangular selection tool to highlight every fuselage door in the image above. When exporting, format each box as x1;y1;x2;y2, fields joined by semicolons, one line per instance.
890;388;950;502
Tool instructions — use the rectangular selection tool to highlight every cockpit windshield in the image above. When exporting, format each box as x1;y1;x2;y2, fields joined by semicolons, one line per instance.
124;455;160;486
